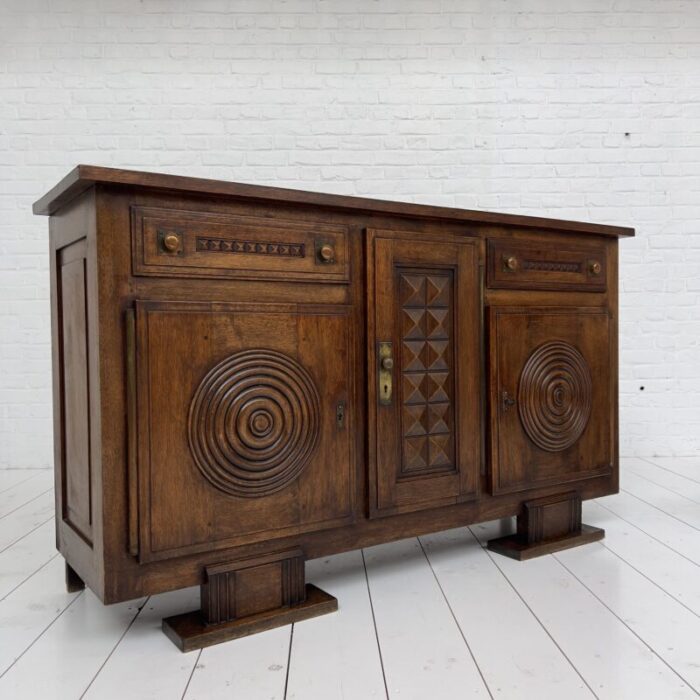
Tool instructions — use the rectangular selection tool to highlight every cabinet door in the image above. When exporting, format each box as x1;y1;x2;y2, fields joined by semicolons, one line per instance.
132;300;354;562
367;229;480;517
488;307;613;495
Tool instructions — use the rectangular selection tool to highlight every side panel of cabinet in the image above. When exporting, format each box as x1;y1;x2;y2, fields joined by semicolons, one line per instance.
132;300;355;562
367;229;481;517
56;239;94;545
488;306;613;495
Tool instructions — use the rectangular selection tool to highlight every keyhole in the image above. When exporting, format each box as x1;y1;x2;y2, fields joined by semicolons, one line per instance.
384;384;388;395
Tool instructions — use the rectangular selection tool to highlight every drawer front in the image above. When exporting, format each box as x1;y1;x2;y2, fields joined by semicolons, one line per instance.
131;206;349;282
487;239;606;292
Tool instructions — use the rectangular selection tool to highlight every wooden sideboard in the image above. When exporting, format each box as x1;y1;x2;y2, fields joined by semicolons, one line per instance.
34;166;634;651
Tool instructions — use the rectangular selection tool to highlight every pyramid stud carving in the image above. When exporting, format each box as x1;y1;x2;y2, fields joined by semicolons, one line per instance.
400;274;426;307
426;308;449;339
403;404;428;436
426;275;450;307
403;373;427;404
404;436;428;470
402;308;426;340
425;340;448;370
402;341;427;371
427;403;450;434
428;434;452;467
427;372;449;403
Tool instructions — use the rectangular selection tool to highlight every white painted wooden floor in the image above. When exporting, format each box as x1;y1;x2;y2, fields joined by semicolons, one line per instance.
0;456;698;700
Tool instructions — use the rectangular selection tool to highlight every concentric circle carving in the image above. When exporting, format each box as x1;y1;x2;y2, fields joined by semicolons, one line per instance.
188;349;320;498
518;341;592;452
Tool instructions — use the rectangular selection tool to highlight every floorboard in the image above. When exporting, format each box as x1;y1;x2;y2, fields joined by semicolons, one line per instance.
81;587;201;699
0;471;53;518
0;556;78;676
183;626;291;700
420;527;594;700
625;458;700;504
471;521;696;700
643;457;700;483
0;491;53;552
585;501;700;615
554;540;700;691
0;521;58;601
621;472;700;530
363;537;491;700
286;549;387;699
597;492;700;565
0;470;39;495
0;461;698;699
0;590;145;699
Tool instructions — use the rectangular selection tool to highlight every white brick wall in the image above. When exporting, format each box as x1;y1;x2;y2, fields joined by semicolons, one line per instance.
1;0;699;468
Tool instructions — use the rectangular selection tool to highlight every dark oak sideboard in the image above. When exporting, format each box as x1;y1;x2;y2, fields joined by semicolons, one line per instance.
34;166;634;651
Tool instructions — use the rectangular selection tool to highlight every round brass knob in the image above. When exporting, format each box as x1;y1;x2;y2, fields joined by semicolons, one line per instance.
504;255;518;271
589;260;602;275
319;244;335;263
381;357;394;371
162;233;180;253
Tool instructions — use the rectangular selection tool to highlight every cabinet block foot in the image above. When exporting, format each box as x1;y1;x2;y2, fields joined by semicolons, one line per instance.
161;549;337;652
65;561;85;593
487;491;604;561
163;583;337;652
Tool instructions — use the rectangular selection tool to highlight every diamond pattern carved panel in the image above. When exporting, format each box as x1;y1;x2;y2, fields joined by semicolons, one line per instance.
399;271;454;476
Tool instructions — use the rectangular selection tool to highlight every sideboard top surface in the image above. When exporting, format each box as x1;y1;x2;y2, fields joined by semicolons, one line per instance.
33;164;634;239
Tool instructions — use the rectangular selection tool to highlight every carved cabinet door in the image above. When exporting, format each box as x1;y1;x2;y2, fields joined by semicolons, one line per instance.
130;300;354;562
367;229;481;517
488;307;614;495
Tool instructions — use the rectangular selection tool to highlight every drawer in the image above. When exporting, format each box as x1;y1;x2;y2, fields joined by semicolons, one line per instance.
487;239;607;292
131;206;349;282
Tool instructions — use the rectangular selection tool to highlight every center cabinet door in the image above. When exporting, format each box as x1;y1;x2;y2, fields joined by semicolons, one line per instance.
367;229;481;517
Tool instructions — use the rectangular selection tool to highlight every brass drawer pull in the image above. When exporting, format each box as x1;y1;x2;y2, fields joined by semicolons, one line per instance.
589;260;602;276
318;243;335;264
503;255;518;272
159;229;182;254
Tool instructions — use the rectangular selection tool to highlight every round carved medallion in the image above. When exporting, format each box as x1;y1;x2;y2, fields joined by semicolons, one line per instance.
518;341;592;453
188;349;320;498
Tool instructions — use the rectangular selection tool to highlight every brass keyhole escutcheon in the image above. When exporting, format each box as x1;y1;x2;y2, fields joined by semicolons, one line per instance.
378;342;393;405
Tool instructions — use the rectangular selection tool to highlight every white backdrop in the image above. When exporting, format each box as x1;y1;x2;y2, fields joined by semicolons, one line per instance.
1;0;699;468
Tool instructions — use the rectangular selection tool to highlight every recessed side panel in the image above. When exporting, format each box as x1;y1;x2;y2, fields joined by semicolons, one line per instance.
57;239;93;545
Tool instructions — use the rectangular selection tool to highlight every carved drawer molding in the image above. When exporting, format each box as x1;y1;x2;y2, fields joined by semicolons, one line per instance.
487;238;607;292
131;205;349;282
